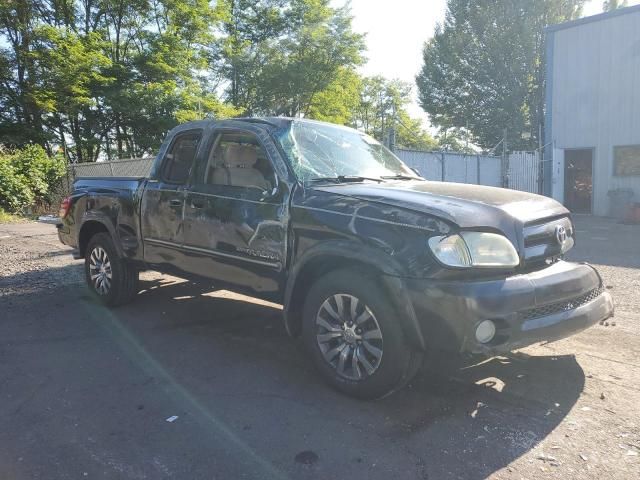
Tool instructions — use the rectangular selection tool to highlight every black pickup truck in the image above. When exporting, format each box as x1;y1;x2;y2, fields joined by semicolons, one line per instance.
57;118;614;398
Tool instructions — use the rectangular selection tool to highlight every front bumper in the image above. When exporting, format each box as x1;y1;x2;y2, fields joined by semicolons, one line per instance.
404;261;614;355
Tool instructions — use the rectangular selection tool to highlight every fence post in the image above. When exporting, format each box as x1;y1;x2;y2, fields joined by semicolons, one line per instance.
441;152;445;181
538;150;544;195
109;161;114;177
476;155;480;184
502;129;509;188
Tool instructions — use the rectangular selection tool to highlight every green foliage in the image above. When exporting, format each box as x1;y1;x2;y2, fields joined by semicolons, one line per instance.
0;0;237;161
1;0;364;161
435;127;475;153
351;76;437;150
416;0;585;150
0;207;25;223
0;145;66;212
216;0;365;116
0;158;33;212
305;68;362;124
31;26;113;115
395;112;439;151
603;0;628;11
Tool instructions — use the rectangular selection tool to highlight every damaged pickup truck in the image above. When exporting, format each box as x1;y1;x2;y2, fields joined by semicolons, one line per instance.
57;118;614;399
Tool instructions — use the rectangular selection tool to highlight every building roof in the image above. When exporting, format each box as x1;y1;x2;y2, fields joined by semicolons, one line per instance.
545;4;640;33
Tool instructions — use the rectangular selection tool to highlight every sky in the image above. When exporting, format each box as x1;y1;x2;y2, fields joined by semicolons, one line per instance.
346;0;640;127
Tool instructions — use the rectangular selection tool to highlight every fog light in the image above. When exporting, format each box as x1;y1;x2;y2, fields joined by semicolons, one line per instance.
475;320;496;344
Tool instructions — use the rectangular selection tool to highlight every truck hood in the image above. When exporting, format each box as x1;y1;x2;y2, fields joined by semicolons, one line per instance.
313;180;568;229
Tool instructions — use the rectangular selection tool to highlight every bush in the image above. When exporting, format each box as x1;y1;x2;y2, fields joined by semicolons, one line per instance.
0;157;33;211
0;145;66;213
0;207;26;223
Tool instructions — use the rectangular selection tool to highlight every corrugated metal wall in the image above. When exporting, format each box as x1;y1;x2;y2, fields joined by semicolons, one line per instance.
508;151;542;194
395;149;540;193
550;8;640;215
395;150;503;186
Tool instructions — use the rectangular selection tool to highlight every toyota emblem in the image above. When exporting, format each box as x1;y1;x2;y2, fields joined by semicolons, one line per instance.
555;225;568;245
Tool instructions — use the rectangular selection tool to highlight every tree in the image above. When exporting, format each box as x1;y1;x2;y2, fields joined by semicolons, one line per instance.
435;127;475;153
416;0;585;151
1;0;364;160
394;111;439;151
0;0;49;148
603;0;628;11
215;0;291;110
216;0;365;117
305;68;362;124
0;0;237;162
351;76;437;151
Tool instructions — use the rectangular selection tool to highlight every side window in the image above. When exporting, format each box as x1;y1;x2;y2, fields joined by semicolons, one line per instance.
161;131;201;184
201;132;275;192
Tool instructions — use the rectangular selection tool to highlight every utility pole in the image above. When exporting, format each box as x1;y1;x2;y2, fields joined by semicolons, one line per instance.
388;102;397;151
465;120;469;152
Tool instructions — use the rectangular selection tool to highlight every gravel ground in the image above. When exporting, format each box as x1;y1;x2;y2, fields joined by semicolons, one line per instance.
0;217;639;479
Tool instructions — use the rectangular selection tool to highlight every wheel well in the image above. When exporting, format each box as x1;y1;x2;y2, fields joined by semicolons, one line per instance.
78;221;109;258
285;256;382;337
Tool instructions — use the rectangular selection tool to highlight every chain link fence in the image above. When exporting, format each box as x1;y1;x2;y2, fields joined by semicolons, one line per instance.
42;157;154;215
71;157;155;178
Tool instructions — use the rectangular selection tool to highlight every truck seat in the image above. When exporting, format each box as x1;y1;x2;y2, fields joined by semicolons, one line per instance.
211;144;270;191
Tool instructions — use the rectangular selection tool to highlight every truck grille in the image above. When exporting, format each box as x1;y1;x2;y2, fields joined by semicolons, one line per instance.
522;216;574;265
520;287;604;321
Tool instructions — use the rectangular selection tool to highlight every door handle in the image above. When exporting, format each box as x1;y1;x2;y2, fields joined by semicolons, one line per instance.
169;199;182;207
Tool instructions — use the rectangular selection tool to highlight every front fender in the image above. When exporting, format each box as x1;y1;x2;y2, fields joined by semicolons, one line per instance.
283;240;427;351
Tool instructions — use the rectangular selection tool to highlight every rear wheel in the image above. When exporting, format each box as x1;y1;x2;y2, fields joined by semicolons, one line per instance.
85;233;138;307
302;270;422;399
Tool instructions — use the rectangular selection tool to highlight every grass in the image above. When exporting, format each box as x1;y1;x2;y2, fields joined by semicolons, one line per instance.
0;208;27;223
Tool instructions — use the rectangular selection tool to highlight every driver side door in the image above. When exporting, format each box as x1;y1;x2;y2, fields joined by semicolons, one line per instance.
181;129;290;298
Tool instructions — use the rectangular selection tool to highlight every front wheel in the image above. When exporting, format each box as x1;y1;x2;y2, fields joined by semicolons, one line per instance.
302;270;422;399
85;232;138;307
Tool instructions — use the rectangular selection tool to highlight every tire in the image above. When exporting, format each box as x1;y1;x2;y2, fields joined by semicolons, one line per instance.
302;269;422;399
84;232;139;307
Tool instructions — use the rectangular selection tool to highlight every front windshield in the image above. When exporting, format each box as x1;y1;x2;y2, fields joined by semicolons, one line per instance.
275;120;418;182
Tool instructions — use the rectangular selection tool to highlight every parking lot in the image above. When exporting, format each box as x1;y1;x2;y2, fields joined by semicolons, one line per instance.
1;216;639;479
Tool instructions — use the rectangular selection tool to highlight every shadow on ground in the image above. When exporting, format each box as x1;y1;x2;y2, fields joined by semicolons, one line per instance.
1;271;585;479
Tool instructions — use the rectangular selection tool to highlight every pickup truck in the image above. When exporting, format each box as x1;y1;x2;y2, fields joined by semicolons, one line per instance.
57;117;614;399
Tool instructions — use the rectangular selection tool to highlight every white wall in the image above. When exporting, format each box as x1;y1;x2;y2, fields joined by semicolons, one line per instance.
550;8;640;215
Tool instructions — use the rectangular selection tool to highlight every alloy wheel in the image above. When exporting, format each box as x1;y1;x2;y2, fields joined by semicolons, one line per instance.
89;246;112;295
315;294;384;381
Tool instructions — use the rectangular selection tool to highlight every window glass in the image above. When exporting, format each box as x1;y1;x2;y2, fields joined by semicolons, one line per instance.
202;132;274;191
614;145;640;176
162;132;201;183
275;120;417;182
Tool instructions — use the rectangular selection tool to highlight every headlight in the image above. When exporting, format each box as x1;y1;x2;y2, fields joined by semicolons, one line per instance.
428;232;520;268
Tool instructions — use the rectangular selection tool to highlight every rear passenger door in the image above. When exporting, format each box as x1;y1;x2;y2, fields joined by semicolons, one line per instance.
141;129;202;266
182;129;289;297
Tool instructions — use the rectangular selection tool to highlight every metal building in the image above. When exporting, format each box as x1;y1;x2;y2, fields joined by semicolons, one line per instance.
545;5;640;216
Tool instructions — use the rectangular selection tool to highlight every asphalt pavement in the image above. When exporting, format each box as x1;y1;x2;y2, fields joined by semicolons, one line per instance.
1;217;639;479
